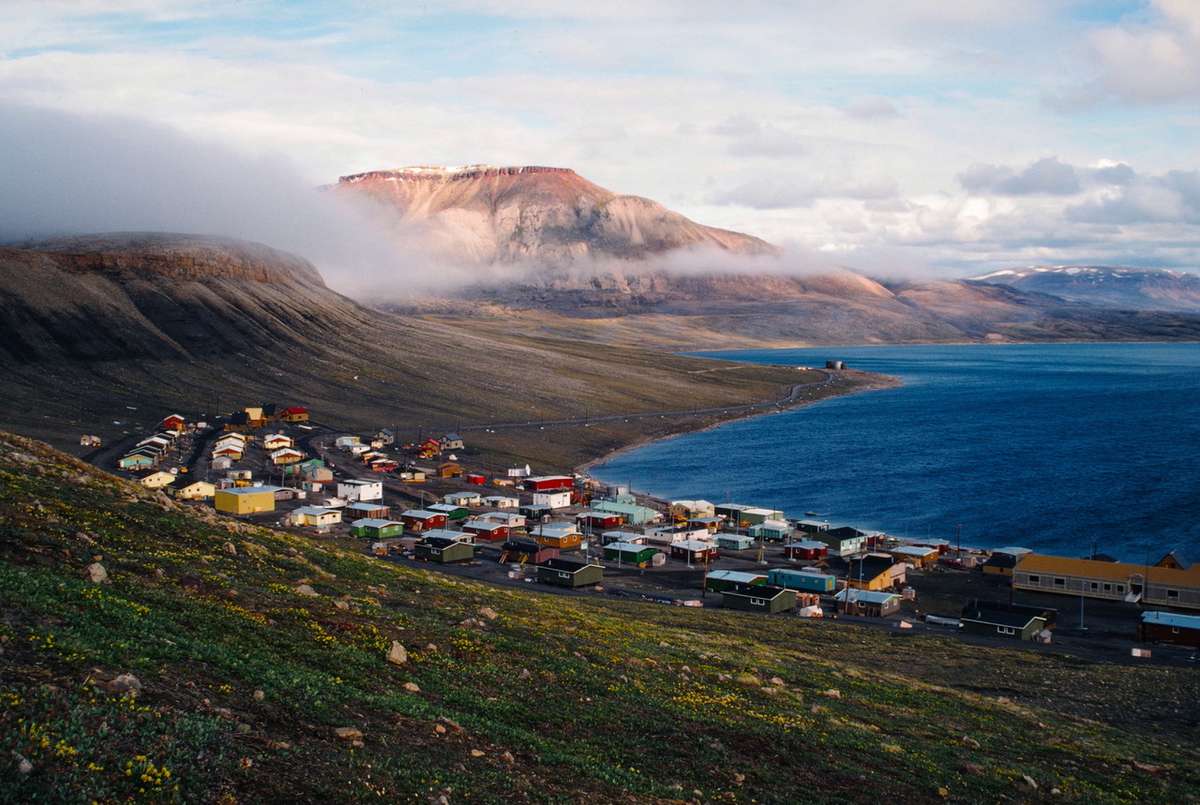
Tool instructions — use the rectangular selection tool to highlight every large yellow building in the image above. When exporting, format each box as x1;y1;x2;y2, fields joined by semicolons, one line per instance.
214;487;277;515
1013;554;1200;610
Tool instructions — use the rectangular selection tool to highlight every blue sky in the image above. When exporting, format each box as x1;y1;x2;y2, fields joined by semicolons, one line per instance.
1;0;1198;275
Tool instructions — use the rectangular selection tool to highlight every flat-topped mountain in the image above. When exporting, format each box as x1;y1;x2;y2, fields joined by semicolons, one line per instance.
332;164;776;263
972;265;1200;312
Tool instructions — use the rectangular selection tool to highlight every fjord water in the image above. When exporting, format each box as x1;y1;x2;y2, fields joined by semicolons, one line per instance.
594;344;1200;561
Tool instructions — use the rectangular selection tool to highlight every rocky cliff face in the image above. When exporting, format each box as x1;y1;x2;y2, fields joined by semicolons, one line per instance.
332;164;776;264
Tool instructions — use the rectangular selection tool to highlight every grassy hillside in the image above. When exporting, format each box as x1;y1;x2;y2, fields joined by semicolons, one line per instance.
2;432;1197;803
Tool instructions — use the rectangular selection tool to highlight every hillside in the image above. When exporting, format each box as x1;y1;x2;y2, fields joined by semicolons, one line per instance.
972;266;1200;312
0;233;834;469
2;433;1198;802
328;166;1200;347
331;165;776;264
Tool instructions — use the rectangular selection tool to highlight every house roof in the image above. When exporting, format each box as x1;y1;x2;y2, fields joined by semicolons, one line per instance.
502;538;542;552
891;545;939;557
532;523;581;538
402;509;442;520
1142;610;1200;629
1015;553;1200;585
347;502;387;511
219;486;282;495
783;540;827;550
351;518;403;529
293;506;336;517
707;570;766;584
960;604;1043;630
834;589;899;605
424;536;470;549
606;542;657;554
281;406;308;415
723;583;790;600
428;503;464;514
464;520;506;531
672;539;715;551
538;558;600;573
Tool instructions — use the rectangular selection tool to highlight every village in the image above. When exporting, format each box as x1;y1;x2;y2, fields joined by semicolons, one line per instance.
102;403;1200;668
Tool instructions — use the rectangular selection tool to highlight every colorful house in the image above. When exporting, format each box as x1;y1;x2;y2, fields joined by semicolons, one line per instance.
345;501;390;520
437;462;463;479
591;499;662;526
670;540;719;564
1014;554;1200;610
118;453;155;471
748;519;793;542
444;490;482;507
270;447;303;465
834;589;901;617
400;509;448;533
531;523;583;551
1138;610;1200;648
174;481;216;501
960;601;1049;641
428;503;469;522
290;506;342;528
483;495;520;509
783;540;829;560
214;487;277;515
716;534;755;551
159;414;186;433
576;511;625;531
263;433;293;450
768;568;837;594
523;475;575;492
889;545;940;568
350;518;404;539
603;542;660;567
462;520;510;542
499;538;558;565
280;406;310;423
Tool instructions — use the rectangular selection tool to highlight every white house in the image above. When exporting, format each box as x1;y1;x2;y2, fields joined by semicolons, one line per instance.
480;511;526;528
335;435;362;449
532;491;572;509
338;479;383;502
444;490;482;507
483;495;520;509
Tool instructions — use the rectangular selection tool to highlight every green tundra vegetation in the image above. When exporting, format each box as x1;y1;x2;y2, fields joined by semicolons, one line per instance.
1;431;1197;804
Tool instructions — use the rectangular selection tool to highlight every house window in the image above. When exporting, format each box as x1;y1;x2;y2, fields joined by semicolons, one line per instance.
997;626;1015;635
1167;589;1179;599
1054;577;1066;587
751;599;765;607
1103;583;1111;592
1028;575;1040;584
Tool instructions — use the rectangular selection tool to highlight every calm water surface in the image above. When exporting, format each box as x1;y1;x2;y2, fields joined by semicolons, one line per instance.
593;344;1200;561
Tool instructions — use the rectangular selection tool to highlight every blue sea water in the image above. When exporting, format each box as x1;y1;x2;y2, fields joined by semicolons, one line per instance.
593;344;1200;561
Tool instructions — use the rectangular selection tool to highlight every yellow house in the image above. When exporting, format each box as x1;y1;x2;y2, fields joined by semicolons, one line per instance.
1014;554;1200;610
291;506;342;527
244;406;264;422
263;433;293;450
270;447;303;465
214;487;276;515
140;471;176;489
175;481;216;500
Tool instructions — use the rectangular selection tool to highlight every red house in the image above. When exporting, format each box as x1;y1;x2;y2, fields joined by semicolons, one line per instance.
280;406;310;423
463;520;509;542
401;510;448;533
783;541;829;560
159;414;186;433
524;475;574;492
499;538;559;565
577;511;624;530
466;473;487;485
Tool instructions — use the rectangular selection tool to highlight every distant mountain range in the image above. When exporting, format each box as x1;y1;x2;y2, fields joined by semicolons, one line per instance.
330;164;1200;347
971;266;1200;312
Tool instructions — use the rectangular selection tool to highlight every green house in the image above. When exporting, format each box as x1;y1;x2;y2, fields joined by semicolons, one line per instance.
118;453;155;470
537;558;604;588
416;536;475;564
603;542;659;567
350;518;404;539
748;520;792;542
721;583;797;614
428;503;469;522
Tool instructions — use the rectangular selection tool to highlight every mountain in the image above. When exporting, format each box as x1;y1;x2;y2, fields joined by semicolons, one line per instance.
0;232;820;468
331;164;776;263
972;266;1200;312
331;165;1200;347
2;431;1197;802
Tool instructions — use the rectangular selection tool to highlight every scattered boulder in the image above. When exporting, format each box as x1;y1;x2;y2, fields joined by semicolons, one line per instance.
334;600;349;611
469;749;485;758
518;668;532;681
734;673;760;688
962;735;981;750
108;673;142;694
85;562;108;584
434;724;446;735
823;689;842;699
403;682;420;693
294;584;319;597
1020;774;1038;791
437;716;464;733
223;542;238;556
253;689;265;702
881;743;903;754
334;727;363;743
16;753;32;775
769;676;785;686
387;641;408;666
501;751;514;764
478;606;498;620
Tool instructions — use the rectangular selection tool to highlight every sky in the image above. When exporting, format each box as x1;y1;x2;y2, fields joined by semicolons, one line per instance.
1;0;1198;276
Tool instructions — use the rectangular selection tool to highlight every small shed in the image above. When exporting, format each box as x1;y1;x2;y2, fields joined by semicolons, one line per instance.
416;536;475;564
346;501;390;520
834;589;901;618
401;509;448;533
783;540;829;560
716;534;755;551
721;583;797;614
1138;610;1200;648
350;518;404;539
706;570;767;593
960;601;1048;641
603;542;660;567
437;462;463;479
466;473;487;486
670;540;719;564
537;558;604;588
748;519;792;542
768;568;836;594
